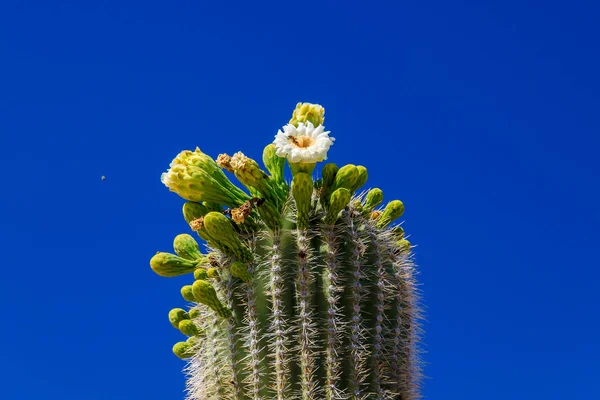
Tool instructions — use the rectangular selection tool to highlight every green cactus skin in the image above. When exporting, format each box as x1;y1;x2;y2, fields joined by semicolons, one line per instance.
151;106;423;400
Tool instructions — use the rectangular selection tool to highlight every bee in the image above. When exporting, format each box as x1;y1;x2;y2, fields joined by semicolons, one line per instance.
287;135;300;146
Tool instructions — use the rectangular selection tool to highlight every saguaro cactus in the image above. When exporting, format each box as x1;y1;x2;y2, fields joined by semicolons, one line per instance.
151;102;422;400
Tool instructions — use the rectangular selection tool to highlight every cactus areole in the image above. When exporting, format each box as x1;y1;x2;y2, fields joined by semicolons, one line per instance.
151;102;423;400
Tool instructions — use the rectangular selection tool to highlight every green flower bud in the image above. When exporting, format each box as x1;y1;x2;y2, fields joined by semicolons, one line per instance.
178;319;200;336
206;267;219;279
322;163;339;187
352;166;368;192
230;261;252;283
150;252;200;277
292;172;314;229
263;144;286;183
168;308;190;329
203;212;253;262
189;308;200;319
289;102;325;127
333;164;359;192
325;188;351;225
172;341;194;359
320;163;339;206
396;239;411;254
182;203;214;242
161;148;250;208
181;285;195;302
351;199;364;213
365;188;383;212
194;268;208;281
192;280;232;319
203;202;223;212
173;234;203;260
377;200;405;228
183;202;210;224
391;225;405;239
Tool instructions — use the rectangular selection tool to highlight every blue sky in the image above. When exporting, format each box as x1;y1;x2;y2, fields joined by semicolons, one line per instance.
1;1;599;399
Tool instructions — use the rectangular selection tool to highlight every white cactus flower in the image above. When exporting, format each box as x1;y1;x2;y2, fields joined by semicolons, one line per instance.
273;121;335;163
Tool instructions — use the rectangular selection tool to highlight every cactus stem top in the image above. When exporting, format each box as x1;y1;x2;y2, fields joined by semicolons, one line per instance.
152;101;422;400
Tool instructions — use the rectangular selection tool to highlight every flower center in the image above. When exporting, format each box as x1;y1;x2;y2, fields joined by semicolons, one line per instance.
289;135;314;149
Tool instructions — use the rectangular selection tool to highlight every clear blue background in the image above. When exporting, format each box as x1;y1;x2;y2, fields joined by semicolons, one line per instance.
1;1;598;399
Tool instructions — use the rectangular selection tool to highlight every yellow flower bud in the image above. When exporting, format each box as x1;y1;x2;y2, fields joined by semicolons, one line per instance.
289;102;325;127
168;308;190;329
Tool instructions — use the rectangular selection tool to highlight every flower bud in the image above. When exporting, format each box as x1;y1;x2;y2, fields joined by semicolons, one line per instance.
230;261;252;283
377;200;405;228
150;252;200;277
333;164;359;192
352;165;368;192
289;102;325;127
173;234;203;261
181;285;195;302
172;341;193;359
391;225;405;239
370;210;382;220
262;144;286;183
364;188;383;212
203;202;223;212
322;163;338;188
161;148;250;208
351;199;364;212
194;268;208;281
183;202;210;224
168;308;190;329
203;212;253;262
178;319;200;336
325;188;351;225
207;267;220;279
192;280;232;318
396;238;411;254
320;163;339;206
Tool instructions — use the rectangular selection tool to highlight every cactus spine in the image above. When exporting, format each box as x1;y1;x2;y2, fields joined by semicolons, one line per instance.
153;103;423;399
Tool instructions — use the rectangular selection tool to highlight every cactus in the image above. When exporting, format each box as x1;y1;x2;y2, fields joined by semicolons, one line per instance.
151;102;423;400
